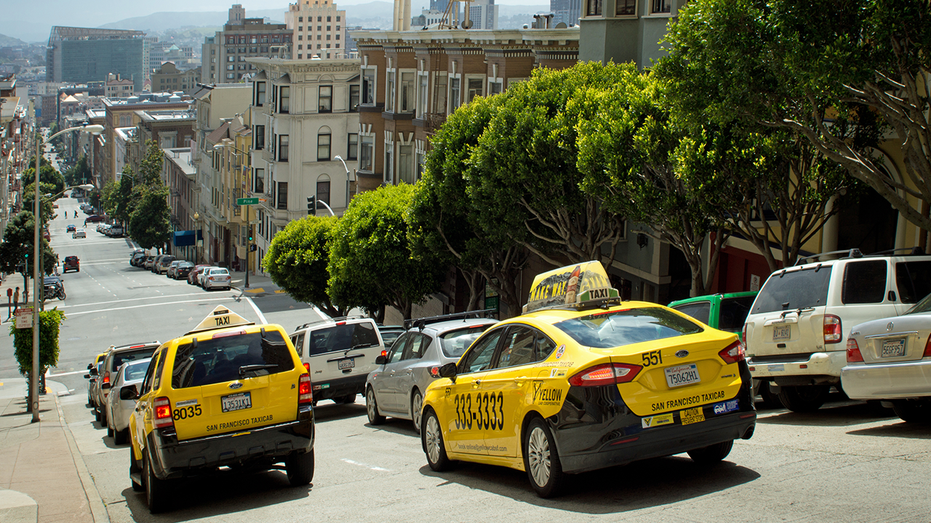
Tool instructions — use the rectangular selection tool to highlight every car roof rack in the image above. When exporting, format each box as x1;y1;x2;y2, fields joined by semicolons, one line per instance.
794;248;862;265
294;315;368;332
404;308;498;331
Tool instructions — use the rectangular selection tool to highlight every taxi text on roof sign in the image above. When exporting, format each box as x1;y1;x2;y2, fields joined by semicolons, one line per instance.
523;260;619;313
186;305;254;334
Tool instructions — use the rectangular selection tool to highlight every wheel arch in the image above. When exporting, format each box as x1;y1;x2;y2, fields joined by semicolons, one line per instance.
519;410;556;460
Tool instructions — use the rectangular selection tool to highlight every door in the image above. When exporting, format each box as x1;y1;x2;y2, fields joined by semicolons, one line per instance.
396;333;431;416
374;333;410;411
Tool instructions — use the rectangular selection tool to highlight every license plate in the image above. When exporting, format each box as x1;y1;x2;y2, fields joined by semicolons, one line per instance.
881;339;906;358
773;325;791;341
680;406;705;425
338;358;355;370
221;392;252;412
665;364;700;388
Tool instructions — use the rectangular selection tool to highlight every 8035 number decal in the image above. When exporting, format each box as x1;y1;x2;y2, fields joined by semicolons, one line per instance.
453;392;504;431
172;405;202;420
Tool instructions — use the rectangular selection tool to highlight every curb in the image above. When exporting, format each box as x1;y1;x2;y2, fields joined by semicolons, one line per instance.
54;395;110;523
0;489;37;523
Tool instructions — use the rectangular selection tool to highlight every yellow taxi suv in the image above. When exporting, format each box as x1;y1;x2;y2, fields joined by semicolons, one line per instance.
126;306;315;513
420;261;756;498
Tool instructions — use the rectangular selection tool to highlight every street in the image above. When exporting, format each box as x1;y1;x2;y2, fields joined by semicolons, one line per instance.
2;195;931;522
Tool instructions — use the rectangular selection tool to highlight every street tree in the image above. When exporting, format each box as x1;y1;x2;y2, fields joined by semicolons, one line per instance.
0;211;57;285
100;180;119;218
10;308;65;409
128;184;171;251
22;182;57;225
264;216;346;317
328;184;444;320
22;159;64;197
465;62;626;269
411;96;528;317
138;140;165;185
64;155;91;187
659;0;926;233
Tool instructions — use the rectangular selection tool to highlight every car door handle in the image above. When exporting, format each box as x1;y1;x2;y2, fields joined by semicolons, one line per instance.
472;380;481;387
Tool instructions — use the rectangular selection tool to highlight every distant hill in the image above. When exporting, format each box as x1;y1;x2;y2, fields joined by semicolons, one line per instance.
0;33;27;47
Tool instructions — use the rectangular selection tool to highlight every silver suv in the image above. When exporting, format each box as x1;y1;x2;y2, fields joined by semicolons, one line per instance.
743;249;931;412
290;317;386;405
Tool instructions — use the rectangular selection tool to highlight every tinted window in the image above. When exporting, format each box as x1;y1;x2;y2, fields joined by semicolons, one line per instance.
896;261;931;304
124;360;151;382
719;296;756;331
555;307;702;348
439;325;490;358
380;329;404;349
406;334;431;359
172;331;295;388
308;322;380;356
752;266;833;314
459;329;502;373
494;326;553;369
290;332;305;357
672;301;711;325
112;348;157;371
842;260;887;304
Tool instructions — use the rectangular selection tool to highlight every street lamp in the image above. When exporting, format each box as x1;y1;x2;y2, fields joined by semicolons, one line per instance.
334;155;355;209
30;124;103;422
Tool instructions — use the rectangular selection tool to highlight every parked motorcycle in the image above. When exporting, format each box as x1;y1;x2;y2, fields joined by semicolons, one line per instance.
43;278;66;301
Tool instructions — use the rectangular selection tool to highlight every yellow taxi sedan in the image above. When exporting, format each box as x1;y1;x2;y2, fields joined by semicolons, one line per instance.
127;306;315;513
420;262;756;497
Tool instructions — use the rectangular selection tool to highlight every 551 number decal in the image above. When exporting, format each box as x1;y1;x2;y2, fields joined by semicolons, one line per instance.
642;350;663;367
453;392;504;431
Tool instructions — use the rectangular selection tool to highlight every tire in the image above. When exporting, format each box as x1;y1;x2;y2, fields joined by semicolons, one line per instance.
95;404;102;423
422;408;452;472
335;394;356;405
114;428;128;445
687;439;734;464
892;400;931;424
411;389;423;435
285;449;315;486
366;387;385;425
107;415;114;439
777;385;829;413
523;417;565;498
143;452;170;513
130;448;143;492
752;380;781;409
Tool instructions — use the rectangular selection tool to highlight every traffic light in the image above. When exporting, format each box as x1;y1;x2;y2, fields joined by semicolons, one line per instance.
250;244;257;252
307;196;316;216
248;233;253;242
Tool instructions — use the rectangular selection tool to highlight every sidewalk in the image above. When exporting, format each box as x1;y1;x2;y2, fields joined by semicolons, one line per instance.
228;269;283;297
0;378;108;523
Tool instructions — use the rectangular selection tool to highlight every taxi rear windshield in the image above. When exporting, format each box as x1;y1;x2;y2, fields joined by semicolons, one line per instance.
554;307;702;348
172;331;295;388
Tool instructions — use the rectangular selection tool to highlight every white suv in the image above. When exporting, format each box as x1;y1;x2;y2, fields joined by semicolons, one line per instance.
743;249;931;412
290;317;386;405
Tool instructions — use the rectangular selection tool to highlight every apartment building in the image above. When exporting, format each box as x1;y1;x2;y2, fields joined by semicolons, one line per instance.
105;73;134;99
286;0;349;59
201;5;293;84
47;27;146;91
162;147;198;262
151;62;202;94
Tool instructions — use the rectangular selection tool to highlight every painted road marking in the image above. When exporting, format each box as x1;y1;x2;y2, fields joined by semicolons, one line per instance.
341;458;389;472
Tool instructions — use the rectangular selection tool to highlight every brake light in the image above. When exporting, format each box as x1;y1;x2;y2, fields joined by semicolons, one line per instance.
212;329;246;339
153;397;174;429
568;363;641;387
380;349;387;358
103;371;110;385
719;340;745;364
298;373;313;405
823;315;842;343
303;362;310;372
924;335;931;358
846;338;863;362
741;323;748;352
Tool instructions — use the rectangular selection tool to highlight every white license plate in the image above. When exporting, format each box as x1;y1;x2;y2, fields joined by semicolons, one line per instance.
881;339;906;358
665;364;701;388
221;392;252;412
773;325;791;341
338;358;355;370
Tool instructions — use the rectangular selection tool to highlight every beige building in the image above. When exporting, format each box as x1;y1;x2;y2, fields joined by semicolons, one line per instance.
201;5;293;85
151;62;202;94
105;73;134;99
286;0;349;60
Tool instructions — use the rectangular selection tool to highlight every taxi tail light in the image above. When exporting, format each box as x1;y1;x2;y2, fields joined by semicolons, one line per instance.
568;363;641;387
823;315;842;344
719;341;745;365
846;338;864;363
298;373;313;405
153;397;174;429
924;335;931;358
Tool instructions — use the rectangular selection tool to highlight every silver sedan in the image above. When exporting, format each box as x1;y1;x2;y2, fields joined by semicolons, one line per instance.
841;293;931;423
106;358;152;444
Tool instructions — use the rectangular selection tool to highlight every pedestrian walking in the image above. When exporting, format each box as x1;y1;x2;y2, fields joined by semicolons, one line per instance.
13;286;19;314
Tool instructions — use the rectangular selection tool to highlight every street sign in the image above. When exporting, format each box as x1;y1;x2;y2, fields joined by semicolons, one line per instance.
15;308;33;329
237;197;259;205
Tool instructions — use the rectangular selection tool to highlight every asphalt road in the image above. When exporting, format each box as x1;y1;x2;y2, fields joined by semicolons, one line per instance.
3;195;931;522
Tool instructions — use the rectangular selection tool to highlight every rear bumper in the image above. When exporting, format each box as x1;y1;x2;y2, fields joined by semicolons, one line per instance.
147;406;314;480
748;350;846;386
841;360;931;400
311;374;367;401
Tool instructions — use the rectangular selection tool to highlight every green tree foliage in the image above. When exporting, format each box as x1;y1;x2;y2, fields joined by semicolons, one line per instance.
411;97;528;316
129;184;171;251
10;308;65;401
22;182;57;225
114;170;137;225
100;180;119;219
328;184;444;320
264;216;346;317
138;140;165;185
658;0;926;232
0;211;57;278
64;155;91;187
22;159;64;197
465;63;626;269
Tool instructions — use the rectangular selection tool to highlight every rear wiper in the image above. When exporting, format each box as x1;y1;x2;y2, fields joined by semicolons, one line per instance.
350;342;377;350
239;364;278;378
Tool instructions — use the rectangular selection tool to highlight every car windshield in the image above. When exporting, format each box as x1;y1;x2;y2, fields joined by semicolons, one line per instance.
211;269;229;275
113;348;156;370
172;331;295;388
554;307;702;348
308;322;380;355
751;266;833;314
440;325;492;358
906;292;931;314
123;359;151;381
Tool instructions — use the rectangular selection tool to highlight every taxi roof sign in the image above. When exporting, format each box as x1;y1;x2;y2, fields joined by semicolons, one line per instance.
523;261;620;313
186;305;254;335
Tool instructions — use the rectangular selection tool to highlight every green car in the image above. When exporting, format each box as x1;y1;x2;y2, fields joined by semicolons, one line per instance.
669;291;779;407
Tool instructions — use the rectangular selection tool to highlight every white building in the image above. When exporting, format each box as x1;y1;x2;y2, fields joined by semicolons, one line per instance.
286;0;350;60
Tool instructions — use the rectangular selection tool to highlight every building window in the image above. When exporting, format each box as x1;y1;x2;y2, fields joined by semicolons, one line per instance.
467;78;483;102
449;77;461;112
417;74;428;118
399;144;414;184
386;71;396;112
588;0;602;16
278;135;289;161
616;0;635;15
317;180;330;206
385;144;393;183
254;168;265;193
278;86;290;113
362;69;375;104
489;80;503;96
277;182;288;210
350;84;360;111
319;85;332;112
360;135;374;171
348;133;358;160
400;72;415;112
651;0;671;13
317;131;331;161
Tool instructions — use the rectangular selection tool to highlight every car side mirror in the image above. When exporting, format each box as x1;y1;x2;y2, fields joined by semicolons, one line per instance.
119;384;139;400
375;355;387;365
89;368;98;376
87;363;93;370
439;362;457;379
83;374;90;379
101;382;111;390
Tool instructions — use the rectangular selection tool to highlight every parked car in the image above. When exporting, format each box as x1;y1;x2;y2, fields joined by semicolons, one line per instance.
188;264;210;285
174;261;195;280
290;316;386;405
202;267;231;290
84;215;105;225
105;357;152;444
196;266;217;286
106;225;124;237
84;353;108;410
377;324;406;350
63;255;80;273
94;341;161;425
66;224;76;233
131;252;146;267
744;249;931;412
143;255;156;270
73;229;86;239
166;260;183;278
97;223;111;234
366;311;497;433
841;291;931;423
